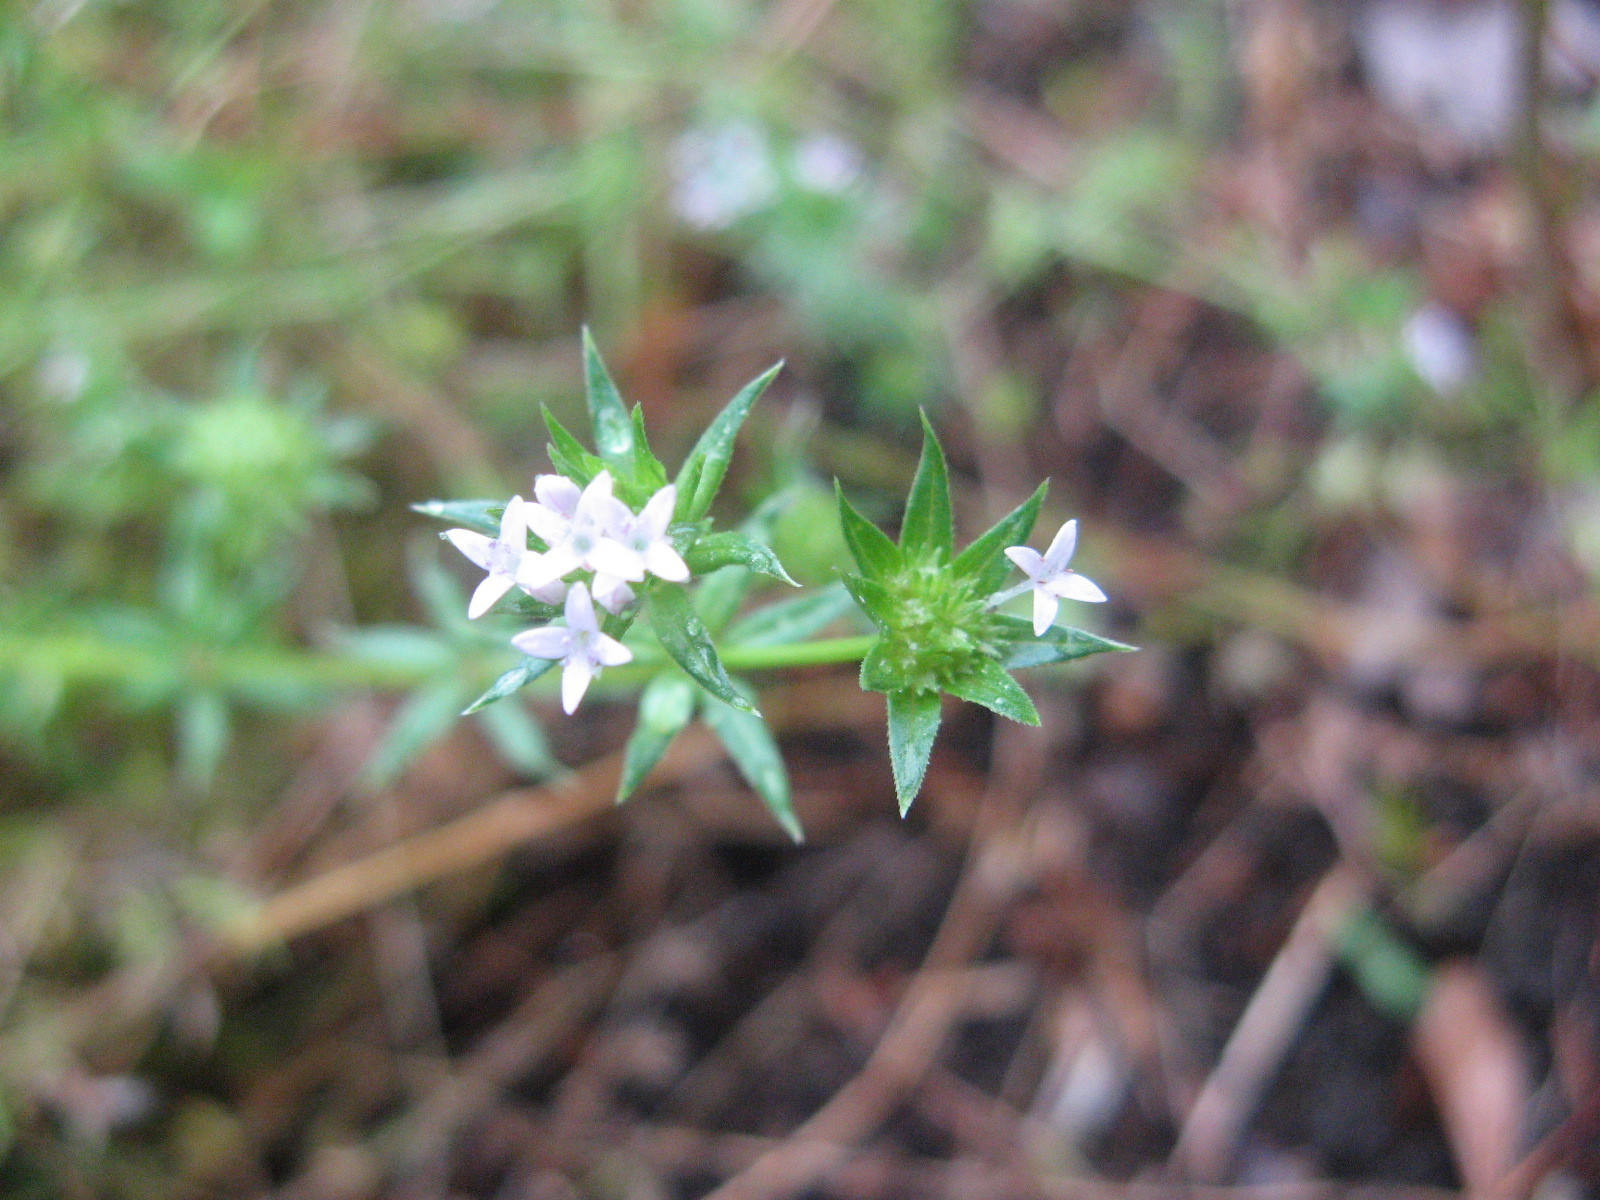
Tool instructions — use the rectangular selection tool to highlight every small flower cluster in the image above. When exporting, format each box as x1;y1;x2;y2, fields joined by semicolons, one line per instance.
443;470;689;713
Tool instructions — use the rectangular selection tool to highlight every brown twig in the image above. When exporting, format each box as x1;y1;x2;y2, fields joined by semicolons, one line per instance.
1171;865;1370;1183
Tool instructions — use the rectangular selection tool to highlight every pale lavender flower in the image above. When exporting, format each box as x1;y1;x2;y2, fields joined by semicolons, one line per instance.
445;496;559;619
521;470;638;589
511;582;633;714
999;519;1107;636
607;485;690;584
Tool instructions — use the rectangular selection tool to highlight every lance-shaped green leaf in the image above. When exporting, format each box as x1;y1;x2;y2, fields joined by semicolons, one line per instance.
648;583;757;713
361;680;473;790
701;689;802;842
675;362;783;522
944;657;1040;725
582;326;636;465
543;405;604;486
835;482;902;580
899;411;953;559
725;581;857;647
684;531;798;586
838;572;899;631
951;481;1047;593
412;499;506;537
475;696;558;778
617;673;696;802
177;689;230;789
887;688;941;815
463;656;556;714
629;406;669;493
996;616;1137;669
693;490;795;633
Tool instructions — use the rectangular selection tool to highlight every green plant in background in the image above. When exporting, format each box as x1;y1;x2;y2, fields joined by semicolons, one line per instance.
419;334;1132;836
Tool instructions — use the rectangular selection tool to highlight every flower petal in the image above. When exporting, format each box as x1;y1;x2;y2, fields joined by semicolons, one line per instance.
591;573;636;614
1048;571;1107;603
587;538;647;582
637;485;677;539
518;545;578;589
522;576;568;605
1043;519;1078;572
511;626;573;659
644;540;690;582
560;656;594;714
1004;545;1045;580
593;633;633;667
468;572;516;619
500;495;529;547
564;580;600;634
534;474;581;517
522;502;570;546
445;529;495;571
1031;587;1060;637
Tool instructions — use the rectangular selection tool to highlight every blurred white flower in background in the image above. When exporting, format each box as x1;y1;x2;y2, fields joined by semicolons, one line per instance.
793;134;862;194
672;122;777;230
1403;304;1478;395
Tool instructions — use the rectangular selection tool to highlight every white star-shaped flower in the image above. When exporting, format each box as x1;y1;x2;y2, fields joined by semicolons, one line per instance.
608;484;690;583
521;470;638;592
1003;519;1107;636
444;496;562;619
510;581;634;714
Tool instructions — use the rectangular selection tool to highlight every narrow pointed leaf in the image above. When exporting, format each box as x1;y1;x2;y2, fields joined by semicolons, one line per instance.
463;657;556;714
617;673;696;802
177;690;230;789
945;658;1040;725
543;404;603;485
859;639;909;693
630;406;669;492
951;481;1048;593
412;499;505;536
995;616;1137;669
475;697;558;778
693;490;795;633
648;583;757;713
954;483;1047;587
362;681;473;790
582;326;635;464
838;572;899;630
701;690;803;842
675;362;783;521
684;531;798;585
899;411;953;558
725;581;857;647
887;689;941;815
835;481;902;579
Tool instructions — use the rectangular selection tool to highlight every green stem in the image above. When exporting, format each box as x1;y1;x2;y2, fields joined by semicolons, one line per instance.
0;630;874;699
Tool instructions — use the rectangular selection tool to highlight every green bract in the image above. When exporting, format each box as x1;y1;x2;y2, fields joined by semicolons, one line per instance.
836;413;1133;813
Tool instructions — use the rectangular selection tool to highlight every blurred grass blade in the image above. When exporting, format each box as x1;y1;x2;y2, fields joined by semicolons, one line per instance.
617;673;696;802
361;681;471;790
725;581;856;647
474;695;558;778
177;689;230;790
